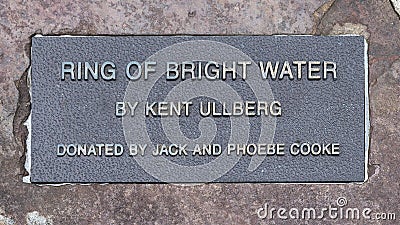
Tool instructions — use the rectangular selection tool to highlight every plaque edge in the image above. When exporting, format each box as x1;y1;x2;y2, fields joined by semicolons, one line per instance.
24;35;371;185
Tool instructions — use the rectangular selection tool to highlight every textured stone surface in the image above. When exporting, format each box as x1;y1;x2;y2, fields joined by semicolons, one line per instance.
26;211;53;225
0;0;399;224
391;0;400;17
329;22;370;38
0;215;15;225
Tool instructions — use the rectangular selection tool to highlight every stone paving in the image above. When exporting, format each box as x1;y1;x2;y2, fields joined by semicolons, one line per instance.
0;0;399;224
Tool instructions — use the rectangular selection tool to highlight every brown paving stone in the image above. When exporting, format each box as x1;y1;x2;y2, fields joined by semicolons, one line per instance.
0;0;399;224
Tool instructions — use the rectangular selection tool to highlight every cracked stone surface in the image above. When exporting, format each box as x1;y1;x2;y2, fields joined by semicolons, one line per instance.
0;0;399;224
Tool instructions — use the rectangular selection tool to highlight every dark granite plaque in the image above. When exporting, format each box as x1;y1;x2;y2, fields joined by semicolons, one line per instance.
27;35;368;183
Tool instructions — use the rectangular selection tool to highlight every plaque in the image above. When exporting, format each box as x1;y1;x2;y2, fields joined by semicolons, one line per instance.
26;35;368;183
